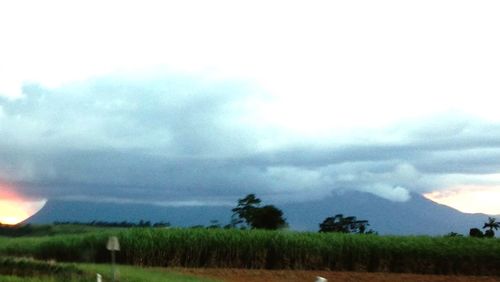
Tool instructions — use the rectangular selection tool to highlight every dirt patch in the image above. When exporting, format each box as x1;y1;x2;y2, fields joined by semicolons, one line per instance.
177;268;500;282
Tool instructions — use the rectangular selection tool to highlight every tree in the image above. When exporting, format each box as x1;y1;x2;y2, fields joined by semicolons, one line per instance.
231;194;287;230
482;217;499;238
231;194;261;227
249;205;287;229
319;214;371;234
469;228;484;238
445;232;463;237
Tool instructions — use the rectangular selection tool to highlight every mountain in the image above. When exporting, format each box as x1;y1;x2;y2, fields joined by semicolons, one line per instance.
282;191;491;235
28;200;232;228
28;191;493;236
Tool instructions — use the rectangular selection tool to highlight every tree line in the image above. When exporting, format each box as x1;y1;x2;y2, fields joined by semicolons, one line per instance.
231;194;498;238
53;220;171;228
229;194;375;234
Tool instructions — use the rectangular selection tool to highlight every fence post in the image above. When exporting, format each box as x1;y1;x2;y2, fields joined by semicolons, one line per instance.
107;236;121;282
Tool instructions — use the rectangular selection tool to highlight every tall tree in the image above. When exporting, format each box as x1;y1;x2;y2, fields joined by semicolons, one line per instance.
231;194;287;230
482;217;499;238
231;194;261;227
249;205;287;229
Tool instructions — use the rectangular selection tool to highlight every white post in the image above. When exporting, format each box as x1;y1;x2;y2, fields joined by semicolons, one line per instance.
315;276;327;282
106;236;120;282
111;250;116;282
96;273;102;282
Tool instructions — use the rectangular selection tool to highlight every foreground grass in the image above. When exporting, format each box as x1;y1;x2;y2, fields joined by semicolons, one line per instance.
1;227;499;275
0;257;217;282
0;275;60;282
79;263;218;282
0;257;92;282
0;275;88;282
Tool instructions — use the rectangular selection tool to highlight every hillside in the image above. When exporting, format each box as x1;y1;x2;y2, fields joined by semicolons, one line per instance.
28;191;493;235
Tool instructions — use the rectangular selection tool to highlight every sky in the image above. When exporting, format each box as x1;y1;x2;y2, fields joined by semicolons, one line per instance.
1;0;500;223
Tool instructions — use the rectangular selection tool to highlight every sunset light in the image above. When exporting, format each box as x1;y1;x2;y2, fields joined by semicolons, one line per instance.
2;1;500;279
424;186;500;215
0;186;46;225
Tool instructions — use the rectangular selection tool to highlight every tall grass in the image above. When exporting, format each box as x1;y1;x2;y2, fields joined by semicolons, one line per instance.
1;228;499;275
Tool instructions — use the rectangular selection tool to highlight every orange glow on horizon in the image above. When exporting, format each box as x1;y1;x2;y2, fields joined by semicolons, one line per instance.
424;186;500;215
0;185;47;225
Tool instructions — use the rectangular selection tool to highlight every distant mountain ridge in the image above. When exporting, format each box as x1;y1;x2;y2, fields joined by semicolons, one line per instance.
28;191;494;236
28;200;232;228
282;191;493;235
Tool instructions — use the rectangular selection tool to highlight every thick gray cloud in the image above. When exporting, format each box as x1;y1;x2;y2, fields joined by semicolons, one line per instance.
2;72;500;205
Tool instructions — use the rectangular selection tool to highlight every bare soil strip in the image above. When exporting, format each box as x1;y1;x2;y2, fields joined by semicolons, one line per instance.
177;268;500;282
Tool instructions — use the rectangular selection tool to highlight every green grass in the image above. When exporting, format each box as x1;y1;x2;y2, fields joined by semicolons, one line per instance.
0;257;217;281
0;257;93;281
1;227;499;275
79;263;218;282
0;275;88;282
0;224;121;237
0;275;70;282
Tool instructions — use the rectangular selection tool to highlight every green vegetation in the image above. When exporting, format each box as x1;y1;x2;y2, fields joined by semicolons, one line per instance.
1;227;499;275
230;194;287;230
1;201;499;279
0;275;81;282
54;220;171;228
0;223;123;237
468;217;500;238
0;221;170;238
0;257;93;281
79;264;216;282
319;214;375;234
483;217;499;238
0;257;216;281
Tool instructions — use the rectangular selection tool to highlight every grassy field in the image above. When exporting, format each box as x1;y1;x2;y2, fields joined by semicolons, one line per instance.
0;224;119;237
0;225;499;277
0;256;217;281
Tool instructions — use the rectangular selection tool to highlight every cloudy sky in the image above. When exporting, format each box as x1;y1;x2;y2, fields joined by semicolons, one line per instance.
1;0;500;219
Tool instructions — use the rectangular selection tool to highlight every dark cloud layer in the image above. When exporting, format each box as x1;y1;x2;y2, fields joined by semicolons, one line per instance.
2;73;500;204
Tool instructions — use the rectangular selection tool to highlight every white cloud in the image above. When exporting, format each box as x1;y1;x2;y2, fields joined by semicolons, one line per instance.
1;76;500;211
365;184;411;202
1;1;500;125
1;1;500;213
